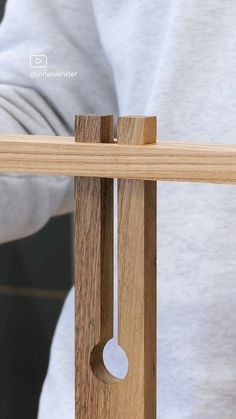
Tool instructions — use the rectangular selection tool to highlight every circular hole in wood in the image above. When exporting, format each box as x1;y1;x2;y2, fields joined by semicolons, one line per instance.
90;338;128;384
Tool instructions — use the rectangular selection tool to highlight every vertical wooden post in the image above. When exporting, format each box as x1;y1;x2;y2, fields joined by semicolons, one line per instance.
74;114;157;418
115;116;157;418
74;115;114;417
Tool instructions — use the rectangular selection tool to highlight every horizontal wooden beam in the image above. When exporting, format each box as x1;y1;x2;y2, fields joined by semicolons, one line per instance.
0;134;236;184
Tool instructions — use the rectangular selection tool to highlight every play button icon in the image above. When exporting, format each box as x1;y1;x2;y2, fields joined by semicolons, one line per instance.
30;55;48;68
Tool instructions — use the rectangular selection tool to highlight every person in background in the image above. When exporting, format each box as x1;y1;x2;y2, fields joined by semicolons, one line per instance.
0;0;236;418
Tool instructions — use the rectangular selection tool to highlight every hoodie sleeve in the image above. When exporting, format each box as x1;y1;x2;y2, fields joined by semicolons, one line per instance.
0;0;117;243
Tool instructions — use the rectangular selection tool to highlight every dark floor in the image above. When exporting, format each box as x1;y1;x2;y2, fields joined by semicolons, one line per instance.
0;215;72;419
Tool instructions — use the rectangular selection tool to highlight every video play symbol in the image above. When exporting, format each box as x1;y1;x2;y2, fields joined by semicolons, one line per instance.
30;55;48;68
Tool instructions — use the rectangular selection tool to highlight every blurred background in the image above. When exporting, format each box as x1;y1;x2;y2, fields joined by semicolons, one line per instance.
0;2;73;418
0;0;4;21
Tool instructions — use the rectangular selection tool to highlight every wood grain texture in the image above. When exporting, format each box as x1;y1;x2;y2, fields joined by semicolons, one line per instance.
74;115;115;418
74;115;157;418
114;116;157;418
1;134;236;183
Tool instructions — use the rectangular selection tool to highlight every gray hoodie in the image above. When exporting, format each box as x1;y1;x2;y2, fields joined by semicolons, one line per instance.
0;0;236;418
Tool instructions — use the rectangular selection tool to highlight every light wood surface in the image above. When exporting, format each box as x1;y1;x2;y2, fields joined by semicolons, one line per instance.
1;134;236;183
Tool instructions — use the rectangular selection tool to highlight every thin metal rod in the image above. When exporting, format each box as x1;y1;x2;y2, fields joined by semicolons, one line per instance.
113;178;119;341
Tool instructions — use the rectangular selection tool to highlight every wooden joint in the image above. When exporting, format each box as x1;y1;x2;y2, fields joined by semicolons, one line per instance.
74;114;157;418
